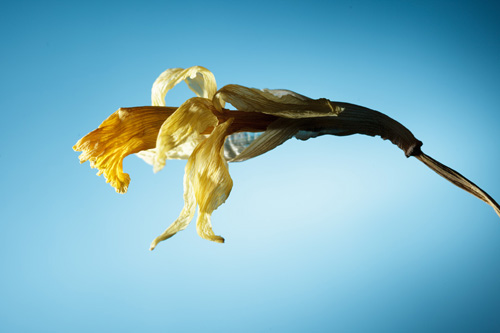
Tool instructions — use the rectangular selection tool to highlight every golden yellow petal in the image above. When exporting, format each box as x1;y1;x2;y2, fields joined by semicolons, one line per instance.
214;84;344;118
73;107;174;193
151;66;217;106
154;97;218;173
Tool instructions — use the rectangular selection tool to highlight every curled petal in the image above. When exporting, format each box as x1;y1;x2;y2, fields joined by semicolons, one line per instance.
149;171;197;250
190;119;234;243
150;119;234;249
196;212;224;244
151;66;217;106
214;84;344;118
154;98;218;173
73;107;175;193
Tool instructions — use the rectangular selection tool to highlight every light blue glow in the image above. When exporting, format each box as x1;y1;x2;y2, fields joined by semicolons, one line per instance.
1;0;499;332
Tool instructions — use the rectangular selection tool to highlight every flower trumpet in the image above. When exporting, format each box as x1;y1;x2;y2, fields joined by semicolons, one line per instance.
73;66;500;250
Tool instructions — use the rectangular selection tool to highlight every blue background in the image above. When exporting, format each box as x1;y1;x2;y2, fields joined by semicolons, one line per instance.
1;0;499;332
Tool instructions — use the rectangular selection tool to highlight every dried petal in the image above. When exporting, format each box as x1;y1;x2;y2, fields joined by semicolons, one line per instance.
150;119;234;249
154;97;218;173
190;119;234;243
228;118;301;162
190;119;233;243
136;139;207;164
223;132;262;160
214;84;343;118
152;66;217;106
149;170;197;250
73;107;175;193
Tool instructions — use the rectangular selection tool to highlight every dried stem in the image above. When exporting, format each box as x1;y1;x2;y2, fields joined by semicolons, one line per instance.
415;153;500;217
299;102;499;217
77;105;499;217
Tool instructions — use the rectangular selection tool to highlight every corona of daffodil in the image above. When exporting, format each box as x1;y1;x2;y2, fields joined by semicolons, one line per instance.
74;66;500;250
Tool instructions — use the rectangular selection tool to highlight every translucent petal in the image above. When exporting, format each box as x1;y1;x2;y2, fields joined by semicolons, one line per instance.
214;84;344;118
142;131;269;163
151;66;217;106
73;106;175;193
136;137;209;165
228;118;302;162
154;98;218;173
223;132;262;160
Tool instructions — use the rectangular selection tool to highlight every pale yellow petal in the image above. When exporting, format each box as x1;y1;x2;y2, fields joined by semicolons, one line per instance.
135;149;157;165
196;212;224;244
149;171;196;250
189;119;234;243
151;66;217;106
150;119;234;248
73;106;174;193
154;97;218;173
136;137;208;165
214;84;344;118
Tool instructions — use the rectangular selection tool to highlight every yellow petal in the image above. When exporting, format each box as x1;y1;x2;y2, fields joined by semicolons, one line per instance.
190;119;234;243
151;66;217;106
154;97;218;173
214;84;344;118
136;139;206;164
73;106;174;193
150;119;234;249
149;170;197;250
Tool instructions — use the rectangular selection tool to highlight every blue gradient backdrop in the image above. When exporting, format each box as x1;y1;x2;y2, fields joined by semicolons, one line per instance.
1;0;499;332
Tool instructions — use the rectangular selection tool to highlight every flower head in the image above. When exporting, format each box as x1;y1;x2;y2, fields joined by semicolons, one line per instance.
74;66;500;250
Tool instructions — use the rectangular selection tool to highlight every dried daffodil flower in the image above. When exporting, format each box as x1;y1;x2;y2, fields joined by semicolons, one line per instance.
74;66;500;250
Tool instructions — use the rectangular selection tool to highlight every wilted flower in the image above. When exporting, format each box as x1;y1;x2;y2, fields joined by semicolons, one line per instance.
74;66;500;250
